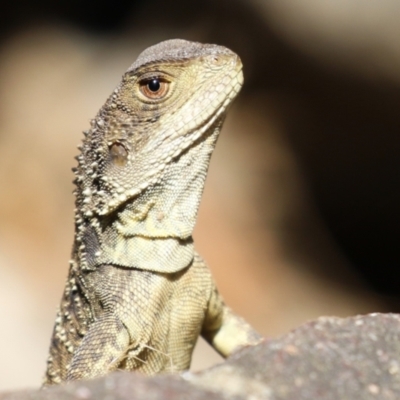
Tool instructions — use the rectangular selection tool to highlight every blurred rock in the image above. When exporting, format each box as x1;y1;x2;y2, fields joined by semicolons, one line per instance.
252;0;400;84
191;313;400;399
0;373;236;400
3;313;400;400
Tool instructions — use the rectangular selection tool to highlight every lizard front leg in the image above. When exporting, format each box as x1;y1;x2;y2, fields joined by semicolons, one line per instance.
67;314;130;381
202;287;262;357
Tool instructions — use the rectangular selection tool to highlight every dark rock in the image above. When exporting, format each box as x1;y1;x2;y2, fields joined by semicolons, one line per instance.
190;313;400;399
0;373;237;400
3;314;400;400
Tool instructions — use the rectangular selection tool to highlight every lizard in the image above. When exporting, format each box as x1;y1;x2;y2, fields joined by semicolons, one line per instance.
44;39;262;385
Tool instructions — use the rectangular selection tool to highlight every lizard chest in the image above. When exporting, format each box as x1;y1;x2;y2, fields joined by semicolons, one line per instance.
85;259;213;373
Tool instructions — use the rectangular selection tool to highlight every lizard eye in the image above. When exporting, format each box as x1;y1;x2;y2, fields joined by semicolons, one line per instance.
139;78;169;99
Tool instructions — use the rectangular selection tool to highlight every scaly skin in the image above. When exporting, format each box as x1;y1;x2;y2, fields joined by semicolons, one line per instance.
44;39;261;385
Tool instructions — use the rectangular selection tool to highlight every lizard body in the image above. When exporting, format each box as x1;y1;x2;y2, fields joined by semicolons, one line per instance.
44;39;261;385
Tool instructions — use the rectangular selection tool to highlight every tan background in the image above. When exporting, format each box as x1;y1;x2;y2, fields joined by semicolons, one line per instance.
2;0;400;391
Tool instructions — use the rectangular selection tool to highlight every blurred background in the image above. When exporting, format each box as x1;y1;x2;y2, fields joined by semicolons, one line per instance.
1;0;400;391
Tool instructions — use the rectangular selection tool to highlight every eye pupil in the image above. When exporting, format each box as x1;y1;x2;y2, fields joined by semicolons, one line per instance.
147;79;160;92
139;77;169;99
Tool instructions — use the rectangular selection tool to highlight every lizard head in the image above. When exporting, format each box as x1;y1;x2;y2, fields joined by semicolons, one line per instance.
75;39;243;218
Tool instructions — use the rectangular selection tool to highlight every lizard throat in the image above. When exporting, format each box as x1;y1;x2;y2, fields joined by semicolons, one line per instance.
77;119;222;273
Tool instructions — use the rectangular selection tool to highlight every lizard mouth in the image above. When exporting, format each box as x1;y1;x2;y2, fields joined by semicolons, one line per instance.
183;65;243;141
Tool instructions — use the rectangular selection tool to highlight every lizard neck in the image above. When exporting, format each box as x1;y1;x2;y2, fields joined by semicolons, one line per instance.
117;120;222;239
75;120;223;273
